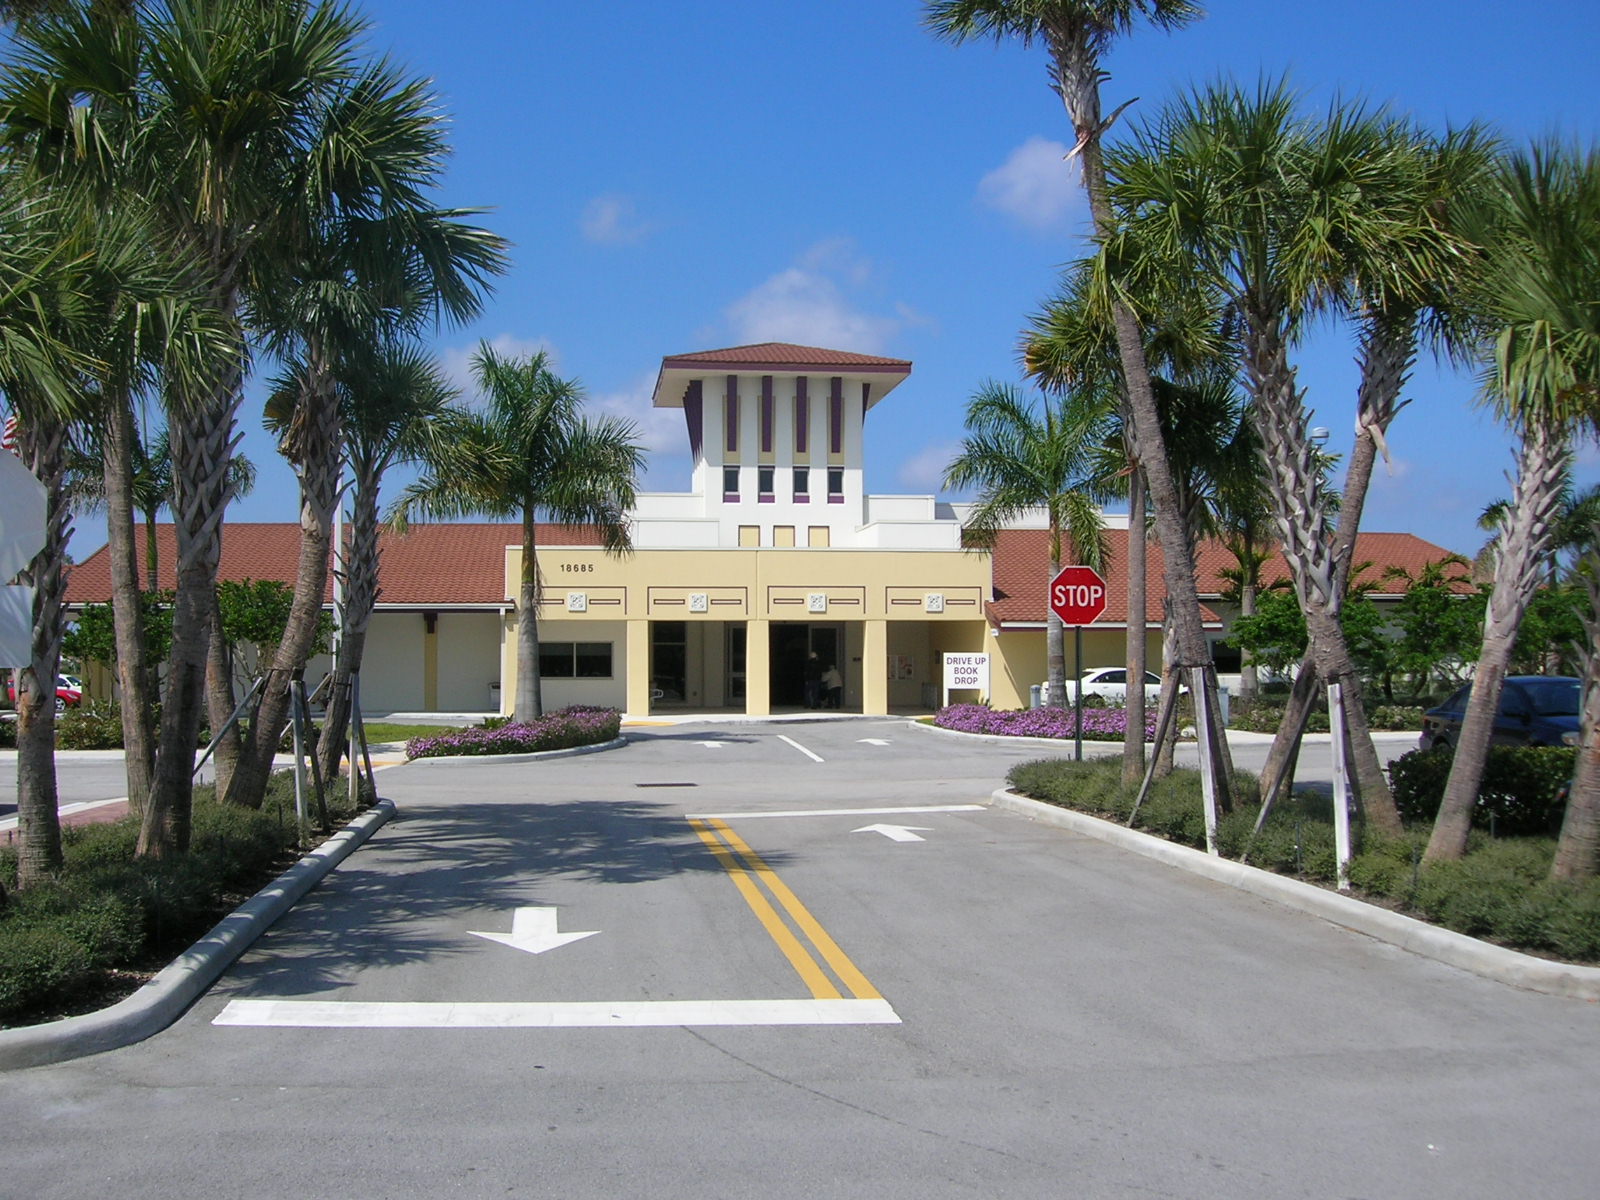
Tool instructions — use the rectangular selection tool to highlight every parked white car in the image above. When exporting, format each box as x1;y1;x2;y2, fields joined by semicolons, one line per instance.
1063;667;1166;707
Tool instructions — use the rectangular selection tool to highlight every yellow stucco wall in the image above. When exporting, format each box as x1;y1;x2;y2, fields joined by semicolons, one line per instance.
502;545;993;714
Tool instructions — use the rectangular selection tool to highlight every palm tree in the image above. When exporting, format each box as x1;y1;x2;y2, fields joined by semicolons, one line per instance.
1428;142;1600;867
1107;79;1416;836
1024;263;1148;775
392;345;643;722
1025;257;1227;776
310;341;458;786
1253;126;1496;809
922;0;1232;805
945;381;1111;709
219;46;506;812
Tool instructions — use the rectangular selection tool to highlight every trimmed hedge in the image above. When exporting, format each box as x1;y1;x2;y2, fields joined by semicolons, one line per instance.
1388;745;1575;836
1228;703;1426;733
404;706;621;759
1004;756;1600;962
934;704;1157;742
0;773;364;1023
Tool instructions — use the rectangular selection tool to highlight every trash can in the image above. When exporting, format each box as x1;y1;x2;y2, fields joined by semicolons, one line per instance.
489;680;501;712
1029;684;1043;709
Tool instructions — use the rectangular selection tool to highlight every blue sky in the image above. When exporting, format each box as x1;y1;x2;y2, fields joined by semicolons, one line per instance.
210;0;1600;560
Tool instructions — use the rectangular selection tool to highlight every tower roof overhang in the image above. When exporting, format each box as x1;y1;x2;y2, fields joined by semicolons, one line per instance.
652;342;911;411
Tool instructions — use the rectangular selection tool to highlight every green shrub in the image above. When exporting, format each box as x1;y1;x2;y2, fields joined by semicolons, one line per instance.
1389;745;1575;835
1005;755;1600;962
55;700;128;750
0;770;365;1026
0;925;94;1019
0;717;15;749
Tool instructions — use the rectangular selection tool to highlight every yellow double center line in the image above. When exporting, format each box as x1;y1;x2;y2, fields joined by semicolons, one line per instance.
688;817;881;1001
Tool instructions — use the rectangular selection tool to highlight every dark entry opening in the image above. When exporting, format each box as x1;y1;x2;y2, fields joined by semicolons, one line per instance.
770;623;843;708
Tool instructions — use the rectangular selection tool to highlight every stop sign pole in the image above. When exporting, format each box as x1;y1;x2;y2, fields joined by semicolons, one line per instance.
1048;565;1109;761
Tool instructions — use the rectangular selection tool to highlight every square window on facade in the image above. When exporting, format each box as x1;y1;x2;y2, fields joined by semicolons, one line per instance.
575;642;613;678
793;466;809;500
758;465;775;499
539;643;575;678
827;467;844;500
723;465;739;499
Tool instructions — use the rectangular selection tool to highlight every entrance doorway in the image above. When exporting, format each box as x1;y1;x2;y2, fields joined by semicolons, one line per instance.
769;623;844;709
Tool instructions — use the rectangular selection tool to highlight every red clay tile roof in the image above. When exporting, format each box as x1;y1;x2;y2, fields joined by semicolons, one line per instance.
659;343;912;372
984;528;1467;630
64;522;600;608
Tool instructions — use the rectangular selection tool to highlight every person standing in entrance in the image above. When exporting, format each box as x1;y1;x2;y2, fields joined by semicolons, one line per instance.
821;663;843;709
804;651;823;709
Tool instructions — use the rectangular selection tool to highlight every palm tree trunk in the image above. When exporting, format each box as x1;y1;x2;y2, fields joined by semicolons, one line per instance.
102;395;155;818
516;506;544;722
142;366;243;857
317;468;380;786
226;362;340;810
1427;417;1571;863
1244;310;1402;834
14;412;72;888
1551;689;1599;881
1335;319;1417;595
1237;571;1260;709
1260;659;1320;807
1122;460;1147;782
205;587;240;802
1552;563;1600;881
1072;99;1228;806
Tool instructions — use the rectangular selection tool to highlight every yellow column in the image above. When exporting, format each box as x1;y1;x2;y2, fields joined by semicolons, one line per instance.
626;619;651;716
422;612;439;710
863;619;888;715
745;619;770;716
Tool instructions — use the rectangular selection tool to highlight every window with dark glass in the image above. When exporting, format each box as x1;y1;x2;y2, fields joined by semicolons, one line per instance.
793;466;809;500
539;642;614;679
723;465;739;498
827;467;844;500
758;465;775;500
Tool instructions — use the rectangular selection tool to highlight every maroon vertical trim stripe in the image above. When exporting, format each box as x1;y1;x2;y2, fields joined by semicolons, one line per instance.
795;378;809;454
760;375;773;454
684;380;703;460
829;376;843;455
725;375;738;454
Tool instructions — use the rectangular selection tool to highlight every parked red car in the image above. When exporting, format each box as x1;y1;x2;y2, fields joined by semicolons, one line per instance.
6;674;83;712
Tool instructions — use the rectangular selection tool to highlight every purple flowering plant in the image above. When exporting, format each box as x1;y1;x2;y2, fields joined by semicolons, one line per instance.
933;703;1156;742
405;705;621;759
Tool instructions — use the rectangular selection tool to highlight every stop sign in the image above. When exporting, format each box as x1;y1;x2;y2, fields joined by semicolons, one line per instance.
1048;565;1108;625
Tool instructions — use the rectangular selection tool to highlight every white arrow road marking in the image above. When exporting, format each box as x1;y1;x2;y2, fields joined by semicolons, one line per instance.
856;738;890;745
215;998;900;1028
852;823;931;842
696;740;726;749
468;907;599;955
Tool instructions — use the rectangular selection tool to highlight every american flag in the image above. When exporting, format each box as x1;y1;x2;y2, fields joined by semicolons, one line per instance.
0;413;16;455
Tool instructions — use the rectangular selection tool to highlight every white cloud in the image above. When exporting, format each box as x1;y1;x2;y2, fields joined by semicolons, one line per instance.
896;441;962;492
723;239;900;352
589;371;681;456
580;193;654;245
978;136;1083;231
439;334;558;399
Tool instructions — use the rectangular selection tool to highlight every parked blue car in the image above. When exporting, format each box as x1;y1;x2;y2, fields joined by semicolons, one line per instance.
1419;675;1582;751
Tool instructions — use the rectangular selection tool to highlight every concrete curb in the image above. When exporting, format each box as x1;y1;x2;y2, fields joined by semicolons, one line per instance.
402;736;627;766
990;788;1600;1002
0;799;397;1071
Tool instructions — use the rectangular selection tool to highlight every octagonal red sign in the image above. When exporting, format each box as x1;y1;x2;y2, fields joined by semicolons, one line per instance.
1048;565;1108;625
